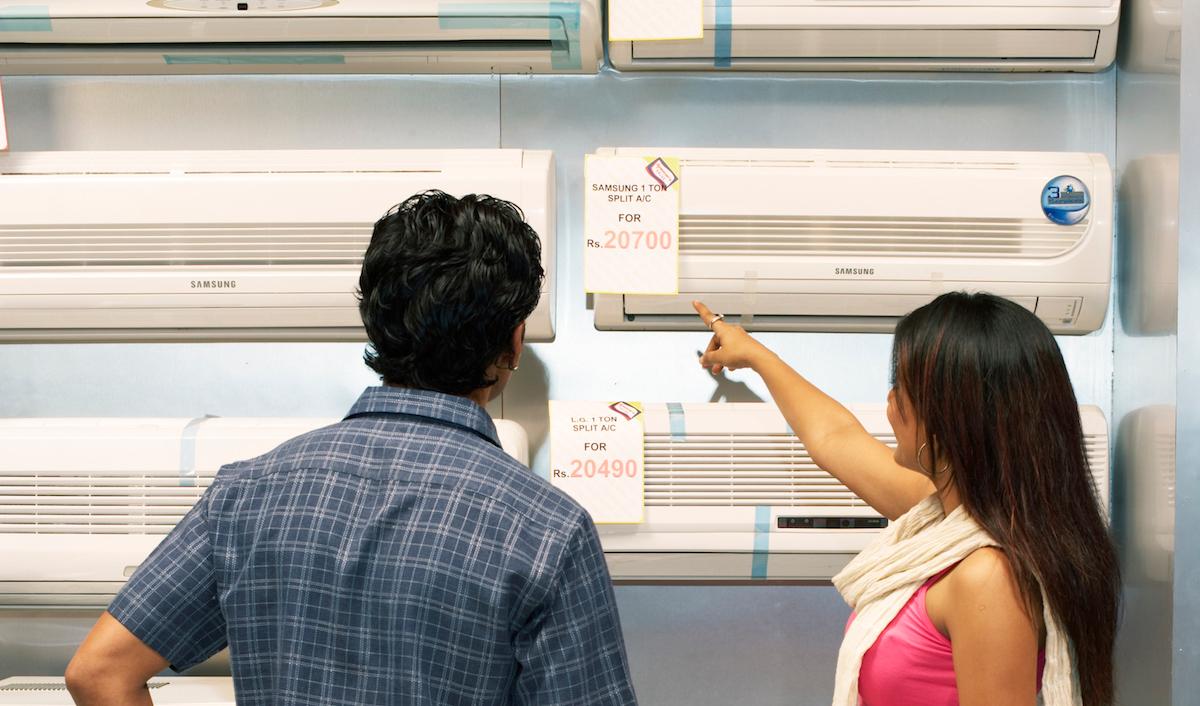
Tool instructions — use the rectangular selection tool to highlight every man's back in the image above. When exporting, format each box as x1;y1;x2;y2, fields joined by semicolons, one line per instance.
109;387;636;706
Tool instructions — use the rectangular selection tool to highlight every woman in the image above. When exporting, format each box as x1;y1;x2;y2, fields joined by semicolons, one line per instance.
693;292;1118;706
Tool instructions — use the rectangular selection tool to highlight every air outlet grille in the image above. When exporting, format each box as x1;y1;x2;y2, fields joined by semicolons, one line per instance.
0;436;1108;528
644;433;890;507
678;215;1087;258
645;433;1109;508
0;223;371;267
0;471;213;534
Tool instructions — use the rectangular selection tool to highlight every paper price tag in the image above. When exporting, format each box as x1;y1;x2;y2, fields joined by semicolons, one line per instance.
609;0;704;41
0;81;8;152
549;400;645;524
584;155;681;295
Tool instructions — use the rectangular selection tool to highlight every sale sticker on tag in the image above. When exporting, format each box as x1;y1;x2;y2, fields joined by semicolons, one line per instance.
584;154;681;295
549;400;645;524
609;0;703;41
0;81;8;152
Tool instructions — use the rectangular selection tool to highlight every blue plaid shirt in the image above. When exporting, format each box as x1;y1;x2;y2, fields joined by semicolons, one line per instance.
109;387;637;706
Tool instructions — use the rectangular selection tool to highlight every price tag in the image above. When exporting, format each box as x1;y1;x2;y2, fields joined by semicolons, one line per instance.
584;155;681;295
0;81;8;152
549;400;645;524
609;0;704;41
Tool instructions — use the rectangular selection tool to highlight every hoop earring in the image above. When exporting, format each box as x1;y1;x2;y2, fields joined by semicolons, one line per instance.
916;442;949;475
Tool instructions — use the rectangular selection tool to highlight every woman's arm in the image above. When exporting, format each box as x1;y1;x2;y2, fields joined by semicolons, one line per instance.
694;301;933;520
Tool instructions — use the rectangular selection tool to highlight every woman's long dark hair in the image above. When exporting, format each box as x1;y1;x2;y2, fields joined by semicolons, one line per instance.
892;292;1119;706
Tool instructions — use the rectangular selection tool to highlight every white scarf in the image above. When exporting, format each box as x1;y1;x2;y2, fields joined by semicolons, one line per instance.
830;495;1081;706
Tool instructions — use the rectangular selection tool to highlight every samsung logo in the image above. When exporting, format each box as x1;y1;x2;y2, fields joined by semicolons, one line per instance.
190;280;238;289
834;267;875;276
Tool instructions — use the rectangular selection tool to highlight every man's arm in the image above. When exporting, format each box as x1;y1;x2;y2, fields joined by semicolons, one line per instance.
66;612;169;706
67;493;228;705
513;517;638;706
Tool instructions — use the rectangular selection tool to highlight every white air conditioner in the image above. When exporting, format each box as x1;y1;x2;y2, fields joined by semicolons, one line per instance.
0;0;602;75
609;0;1119;72
1118;404;1174;583
593;148;1112;335
0;677;234;706
600;403;1110;581
0;149;556;342
1119;154;1178;335
1122;0;1180;73
0;416;529;609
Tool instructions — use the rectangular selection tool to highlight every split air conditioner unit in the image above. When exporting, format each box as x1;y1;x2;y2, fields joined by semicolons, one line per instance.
599;403;1110;581
1119;154;1178;336
609;0;1120;72
1122;0;1180;73
1118;404;1175;583
0;149;555;342
592;148;1112;335
0;0;602;75
0;416;529;609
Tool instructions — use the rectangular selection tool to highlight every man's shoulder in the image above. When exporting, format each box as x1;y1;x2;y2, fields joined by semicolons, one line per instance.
215;417;590;534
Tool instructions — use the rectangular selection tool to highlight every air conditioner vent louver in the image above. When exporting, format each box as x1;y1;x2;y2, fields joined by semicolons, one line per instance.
644;432;894;507
823;160;1019;170
1;437;1109;526
679;215;1088;258
643;432;1109;508
0;224;370;267
0;471;213;534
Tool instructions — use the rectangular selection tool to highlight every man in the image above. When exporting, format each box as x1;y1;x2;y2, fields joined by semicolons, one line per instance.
65;191;638;706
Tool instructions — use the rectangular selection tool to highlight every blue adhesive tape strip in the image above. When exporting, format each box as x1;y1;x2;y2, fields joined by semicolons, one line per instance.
667;402;687;441
164;55;346;65
438;2;581;70
179;416;215;488
714;0;733;68
752;505;771;579
0;5;52;32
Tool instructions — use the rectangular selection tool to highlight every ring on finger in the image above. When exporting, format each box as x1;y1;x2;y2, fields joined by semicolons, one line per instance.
707;313;725;330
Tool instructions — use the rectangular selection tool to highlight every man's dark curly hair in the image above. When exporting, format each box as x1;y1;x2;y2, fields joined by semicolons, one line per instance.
357;190;544;395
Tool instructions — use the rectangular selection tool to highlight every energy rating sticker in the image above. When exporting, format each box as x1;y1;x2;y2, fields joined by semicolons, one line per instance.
549;400;645;524
584;154;681;295
609;0;704;41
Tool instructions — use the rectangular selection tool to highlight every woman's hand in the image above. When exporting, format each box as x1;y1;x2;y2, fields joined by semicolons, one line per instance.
693;301;774;374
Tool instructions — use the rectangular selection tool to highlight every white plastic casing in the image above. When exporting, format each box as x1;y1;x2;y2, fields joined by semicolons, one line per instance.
0;149;556;342
0;0;602;75
592;148;1112;335
609;0;1120;73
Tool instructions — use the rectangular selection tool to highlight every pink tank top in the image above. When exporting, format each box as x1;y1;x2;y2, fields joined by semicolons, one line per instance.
854;565;1046;706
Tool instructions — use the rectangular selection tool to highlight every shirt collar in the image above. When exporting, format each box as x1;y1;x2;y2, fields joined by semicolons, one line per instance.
344;386;500;448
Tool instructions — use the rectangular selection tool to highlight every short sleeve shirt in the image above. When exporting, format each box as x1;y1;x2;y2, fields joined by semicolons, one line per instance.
109;387;638;706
